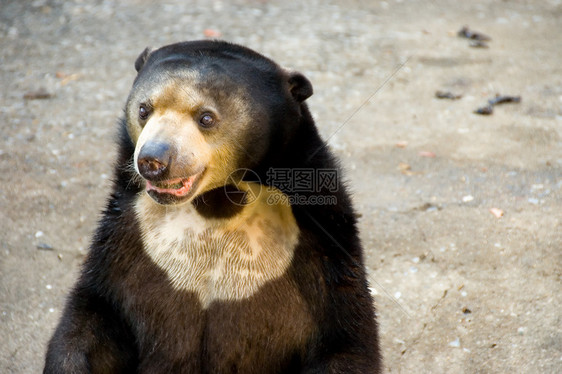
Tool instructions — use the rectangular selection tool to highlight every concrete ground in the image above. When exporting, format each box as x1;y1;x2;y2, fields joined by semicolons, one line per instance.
1;0;560;372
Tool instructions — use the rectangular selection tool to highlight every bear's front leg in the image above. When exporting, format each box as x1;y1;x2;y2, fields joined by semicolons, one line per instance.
44;285;136;374
302;268;382;374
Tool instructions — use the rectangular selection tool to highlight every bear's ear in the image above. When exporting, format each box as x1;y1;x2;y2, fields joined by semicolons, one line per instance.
288;72;313;102
135;47;154;72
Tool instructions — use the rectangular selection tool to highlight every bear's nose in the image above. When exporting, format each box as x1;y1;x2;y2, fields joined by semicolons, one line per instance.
137;141;171;181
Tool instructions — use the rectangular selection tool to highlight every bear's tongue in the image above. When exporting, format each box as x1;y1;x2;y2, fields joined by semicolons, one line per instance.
146;176;197;197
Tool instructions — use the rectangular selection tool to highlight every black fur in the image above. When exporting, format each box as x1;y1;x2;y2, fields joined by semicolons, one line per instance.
44;40;381;373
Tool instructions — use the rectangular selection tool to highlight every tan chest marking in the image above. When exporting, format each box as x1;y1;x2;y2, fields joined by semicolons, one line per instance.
135;184;299;308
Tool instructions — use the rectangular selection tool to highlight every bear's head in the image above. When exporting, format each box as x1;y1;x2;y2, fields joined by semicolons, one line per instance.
125;41;313;205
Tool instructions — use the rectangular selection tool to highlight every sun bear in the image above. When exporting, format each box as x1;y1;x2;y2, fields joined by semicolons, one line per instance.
44;40;381;373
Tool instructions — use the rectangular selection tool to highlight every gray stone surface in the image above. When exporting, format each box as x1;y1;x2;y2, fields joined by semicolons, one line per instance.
1;0;561;372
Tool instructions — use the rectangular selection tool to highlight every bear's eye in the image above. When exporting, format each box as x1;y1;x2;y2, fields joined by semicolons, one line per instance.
139;104;151;120
199;113;216;128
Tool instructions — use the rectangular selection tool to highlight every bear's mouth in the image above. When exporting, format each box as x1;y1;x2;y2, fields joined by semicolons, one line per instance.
145;169;205;205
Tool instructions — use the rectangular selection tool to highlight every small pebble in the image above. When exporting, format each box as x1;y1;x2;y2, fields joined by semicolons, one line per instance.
419;150;436;158
531;184;544;191
475;105;493;115
425;205;438;212
457;26;491;41
23;87;53;100
470;40;489;48
490;208;504;218
435;90;462;100
8;27;18;37
394;291;402;299
35;231;44;238
37;243;53;251
46;284;52;290
462;195;474;202
449;338;461;348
